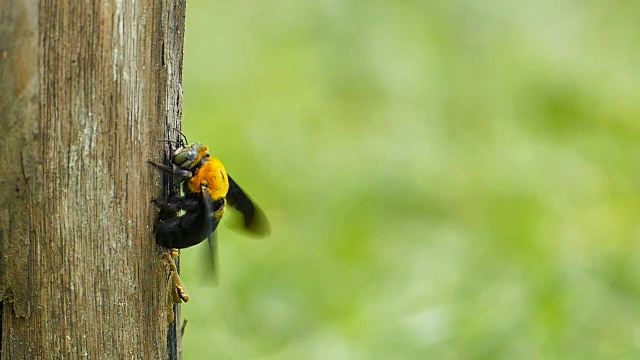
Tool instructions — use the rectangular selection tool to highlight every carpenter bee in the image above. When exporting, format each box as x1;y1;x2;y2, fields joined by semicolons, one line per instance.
148;135;271;249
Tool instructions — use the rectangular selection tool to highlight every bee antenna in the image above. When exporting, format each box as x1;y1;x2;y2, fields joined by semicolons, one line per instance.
172;127;189;146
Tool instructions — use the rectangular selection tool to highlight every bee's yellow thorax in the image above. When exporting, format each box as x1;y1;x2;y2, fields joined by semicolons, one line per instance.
188;155;229;200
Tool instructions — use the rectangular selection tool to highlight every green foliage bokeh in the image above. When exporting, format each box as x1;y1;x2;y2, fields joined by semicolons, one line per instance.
178;1;640;359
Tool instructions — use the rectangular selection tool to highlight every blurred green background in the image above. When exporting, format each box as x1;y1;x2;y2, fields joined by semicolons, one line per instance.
178;1;640;359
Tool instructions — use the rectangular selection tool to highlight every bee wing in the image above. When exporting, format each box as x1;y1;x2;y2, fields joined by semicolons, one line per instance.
205;230;220;285
225;175;271;237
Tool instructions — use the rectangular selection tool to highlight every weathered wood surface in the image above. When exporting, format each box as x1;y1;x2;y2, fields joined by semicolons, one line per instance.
0;1;186;358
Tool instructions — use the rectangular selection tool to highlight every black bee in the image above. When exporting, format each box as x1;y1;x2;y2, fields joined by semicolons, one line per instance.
148;137;270;249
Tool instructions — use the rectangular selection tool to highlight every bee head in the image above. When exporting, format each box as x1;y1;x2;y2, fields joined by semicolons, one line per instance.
173;142;210;170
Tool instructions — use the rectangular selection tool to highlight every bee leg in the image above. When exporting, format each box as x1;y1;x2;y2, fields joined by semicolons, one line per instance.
152;196;200;213
152;196;184;223
151;198;181;213
147;160;192;181
147;160;173;173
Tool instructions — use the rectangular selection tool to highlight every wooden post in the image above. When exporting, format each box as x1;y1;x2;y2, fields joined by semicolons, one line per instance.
0;0;187;358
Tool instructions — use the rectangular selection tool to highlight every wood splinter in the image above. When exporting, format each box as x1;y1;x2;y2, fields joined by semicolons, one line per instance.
164;249;189;324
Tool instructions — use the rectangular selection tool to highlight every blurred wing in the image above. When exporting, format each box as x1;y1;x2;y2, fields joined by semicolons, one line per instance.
205;230;219;285
225;175;271;237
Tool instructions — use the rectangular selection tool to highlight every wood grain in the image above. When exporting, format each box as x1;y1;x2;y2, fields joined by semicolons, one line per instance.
0;0;187;358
